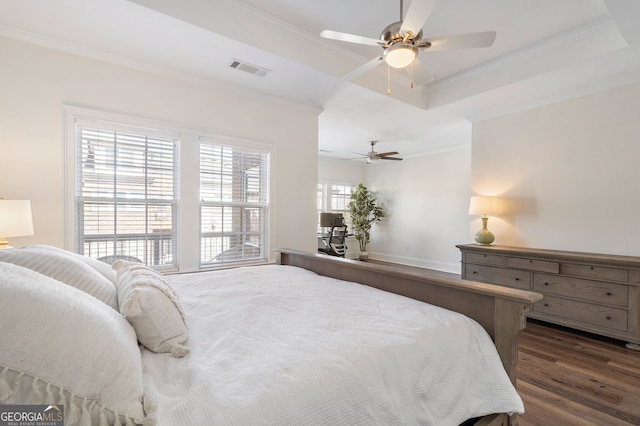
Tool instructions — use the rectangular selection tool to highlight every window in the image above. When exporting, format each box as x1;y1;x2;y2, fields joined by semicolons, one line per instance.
317;182;355;232
75;125;177;267
68;107;270;271
200;140;270;267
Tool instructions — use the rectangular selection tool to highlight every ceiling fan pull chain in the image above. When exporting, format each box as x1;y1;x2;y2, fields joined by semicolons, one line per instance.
387;64;391;95
410;62;414;89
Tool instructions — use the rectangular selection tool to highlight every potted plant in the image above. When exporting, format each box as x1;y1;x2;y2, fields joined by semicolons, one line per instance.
348;183;384;261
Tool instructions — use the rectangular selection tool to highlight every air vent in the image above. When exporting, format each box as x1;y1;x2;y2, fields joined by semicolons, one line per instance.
229;59;270;77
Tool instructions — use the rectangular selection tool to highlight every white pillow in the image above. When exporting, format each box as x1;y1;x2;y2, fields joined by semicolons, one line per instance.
0;261;148;425
112;260;189;357
26;244;117;285
0;247;118;310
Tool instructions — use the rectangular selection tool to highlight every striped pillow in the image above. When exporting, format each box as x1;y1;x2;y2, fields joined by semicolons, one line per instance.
0;248;118;310
26;244;117;285
0;261;147;425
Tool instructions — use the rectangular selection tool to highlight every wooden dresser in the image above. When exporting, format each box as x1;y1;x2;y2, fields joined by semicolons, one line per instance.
457;244;640;350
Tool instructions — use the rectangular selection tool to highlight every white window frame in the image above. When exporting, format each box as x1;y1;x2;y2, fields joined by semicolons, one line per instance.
317;180;356;233
64;106;180;269
199;136;271;269
64;106;274;272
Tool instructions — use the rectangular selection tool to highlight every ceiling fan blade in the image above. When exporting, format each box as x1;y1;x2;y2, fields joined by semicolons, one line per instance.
342;56;384;81
400;0;440;37
418;31;496;51
378;151;399;157
320;30;385;47
380;157;403;161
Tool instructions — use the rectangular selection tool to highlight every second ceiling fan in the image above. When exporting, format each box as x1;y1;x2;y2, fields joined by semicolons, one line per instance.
320;0;496;88
356;141;403;164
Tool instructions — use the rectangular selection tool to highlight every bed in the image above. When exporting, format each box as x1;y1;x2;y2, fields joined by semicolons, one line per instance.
0;246;542;426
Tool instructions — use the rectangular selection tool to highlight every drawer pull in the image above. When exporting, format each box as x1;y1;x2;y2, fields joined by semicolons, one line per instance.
544;282;549;286
544;303;549;307
472;271;478;274
606;292;612;296
515;277;520;281
606;315;612;320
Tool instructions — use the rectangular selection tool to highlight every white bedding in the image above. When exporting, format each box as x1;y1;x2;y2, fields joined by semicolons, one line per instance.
142;264;523;426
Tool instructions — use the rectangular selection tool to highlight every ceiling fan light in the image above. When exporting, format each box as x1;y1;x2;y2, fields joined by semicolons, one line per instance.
383;43;417;68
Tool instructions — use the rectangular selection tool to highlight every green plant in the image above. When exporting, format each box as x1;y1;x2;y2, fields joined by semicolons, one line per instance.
348;183;384;252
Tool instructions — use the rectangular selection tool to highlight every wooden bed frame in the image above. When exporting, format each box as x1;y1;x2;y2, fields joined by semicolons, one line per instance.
276;249;543;426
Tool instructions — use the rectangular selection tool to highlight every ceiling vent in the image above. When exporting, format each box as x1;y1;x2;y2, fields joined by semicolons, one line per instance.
229;59;270;77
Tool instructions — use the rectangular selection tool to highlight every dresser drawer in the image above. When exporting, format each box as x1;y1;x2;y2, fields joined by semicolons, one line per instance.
533;273;628;307
533;295;628;331
560;263;628;282
465;252;559;273
464;264;530;290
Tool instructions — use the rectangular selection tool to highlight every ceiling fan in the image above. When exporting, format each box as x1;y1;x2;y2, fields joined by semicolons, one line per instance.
356;141;403;164
320;0;496;89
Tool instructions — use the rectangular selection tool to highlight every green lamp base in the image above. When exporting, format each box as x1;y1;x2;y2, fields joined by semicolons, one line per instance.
474;217;495;245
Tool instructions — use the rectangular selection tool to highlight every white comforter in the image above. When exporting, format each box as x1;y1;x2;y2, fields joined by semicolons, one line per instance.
141;265;523;426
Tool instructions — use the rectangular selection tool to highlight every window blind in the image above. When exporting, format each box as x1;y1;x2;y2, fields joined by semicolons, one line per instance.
76;126;177;266
200;141;270;266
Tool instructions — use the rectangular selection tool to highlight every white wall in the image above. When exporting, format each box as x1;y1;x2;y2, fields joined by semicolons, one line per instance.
319;81;640;272
318;157;365;185
0;37;319;263
364;148;472;272
473;81;640;256
319;148;472;273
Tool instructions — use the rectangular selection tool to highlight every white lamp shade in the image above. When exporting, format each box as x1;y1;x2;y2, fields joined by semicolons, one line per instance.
0;200;34;237
469;196;499;216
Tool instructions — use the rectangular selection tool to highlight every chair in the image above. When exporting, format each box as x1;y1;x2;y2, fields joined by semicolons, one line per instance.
318;212;348;257
327;224;348;257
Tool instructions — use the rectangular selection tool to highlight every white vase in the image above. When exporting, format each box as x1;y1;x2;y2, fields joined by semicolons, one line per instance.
359;251;368;261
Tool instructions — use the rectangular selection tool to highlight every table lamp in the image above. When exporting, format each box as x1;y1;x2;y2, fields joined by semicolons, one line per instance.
0;199;34;249
469;196;498;245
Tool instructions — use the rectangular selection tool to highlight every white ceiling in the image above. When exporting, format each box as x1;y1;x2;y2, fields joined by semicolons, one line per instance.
1;0;640;161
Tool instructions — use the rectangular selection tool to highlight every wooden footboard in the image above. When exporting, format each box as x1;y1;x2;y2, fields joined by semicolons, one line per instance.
275;249;542;411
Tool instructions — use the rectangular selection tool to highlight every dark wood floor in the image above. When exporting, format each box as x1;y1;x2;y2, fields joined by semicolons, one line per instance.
365;260;640;424
517;320;640;425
